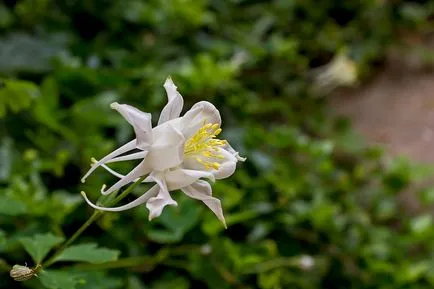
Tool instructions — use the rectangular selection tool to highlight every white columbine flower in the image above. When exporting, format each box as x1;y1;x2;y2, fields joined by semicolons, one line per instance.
81;77;245;227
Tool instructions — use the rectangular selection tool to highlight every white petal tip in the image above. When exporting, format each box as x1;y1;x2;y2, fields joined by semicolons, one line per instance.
110;102;120;109
100;184;107;194
163;76;176;88
81;178;86;183
80;191;87;197
90;157;97;164
235;153;246;162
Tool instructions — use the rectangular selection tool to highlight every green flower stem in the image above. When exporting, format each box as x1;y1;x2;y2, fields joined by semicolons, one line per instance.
240;257;299;274
42;211;102;268
41;176;146;268
71;256;155;271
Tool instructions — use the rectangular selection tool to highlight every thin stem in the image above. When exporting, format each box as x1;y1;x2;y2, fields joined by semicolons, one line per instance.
240;257;299;274
110;176;146;205
71;256;154;271
42;211;102;267
41;176;146;268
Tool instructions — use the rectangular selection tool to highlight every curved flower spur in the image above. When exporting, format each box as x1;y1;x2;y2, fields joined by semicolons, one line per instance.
81;77;245;227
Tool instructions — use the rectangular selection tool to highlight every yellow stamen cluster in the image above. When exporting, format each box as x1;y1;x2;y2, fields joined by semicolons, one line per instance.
184;122;226;170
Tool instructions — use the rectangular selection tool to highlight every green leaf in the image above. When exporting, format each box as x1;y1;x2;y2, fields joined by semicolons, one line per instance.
151;273;190;289
410;214;433;236
39;270;80;289
148;197;200;244
40;77;59;111
0;138;13;182
0;78;39;117
0;195;26;215
0;230;5;252
0;33;66;73
53;243;120;264
73;271;123;289
0;259;9;272
33;76;62;131
19;233;64;263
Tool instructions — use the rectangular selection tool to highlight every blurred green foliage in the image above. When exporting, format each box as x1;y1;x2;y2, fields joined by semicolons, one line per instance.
0;0;434;288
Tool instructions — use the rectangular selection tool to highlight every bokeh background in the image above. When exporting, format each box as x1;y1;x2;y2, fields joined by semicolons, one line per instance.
1;0;434;288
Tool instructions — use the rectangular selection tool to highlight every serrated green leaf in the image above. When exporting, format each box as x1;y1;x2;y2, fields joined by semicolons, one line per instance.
39;270;80;289
53;243;120;264
0;195;26;215
19;233;64;263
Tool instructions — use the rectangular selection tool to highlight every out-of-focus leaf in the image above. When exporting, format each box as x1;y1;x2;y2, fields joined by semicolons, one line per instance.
0;259;9;272
0;195;26;216
0;4;13;28
0;230;6;252
126;276;148;289
19;233;64;263
73;271;123;289
33;76;62;131
71;91;121;126
410;214;433;237
151;274;189;289
0;138;13;182
39;270;79;289
259;269;282;289
0;33;66;73
148;198;200;243
0;79;39;117
53;243;120;264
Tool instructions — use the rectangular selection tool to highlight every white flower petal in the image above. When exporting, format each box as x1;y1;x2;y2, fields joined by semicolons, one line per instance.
81;184;159;212
100;159;150;195
99;163;125;179
158;77;184;125
165;168;215;190
181;101;221;138
111;102;153;150
106;151;148;163
224;143;246;162
182;180;226;228
183;148;237;179
213;148;238;179
213;160;237;180
81;139;136;183
98;163;148;185
146;172;178;220
147;123;185;171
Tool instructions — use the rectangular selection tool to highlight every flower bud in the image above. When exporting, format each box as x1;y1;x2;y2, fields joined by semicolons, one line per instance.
10;264;39;282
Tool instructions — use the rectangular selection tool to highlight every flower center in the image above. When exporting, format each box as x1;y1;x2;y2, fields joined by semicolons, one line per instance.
184;122;226;170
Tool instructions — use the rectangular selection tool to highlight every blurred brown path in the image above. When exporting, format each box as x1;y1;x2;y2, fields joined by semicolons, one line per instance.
330;66;434;164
